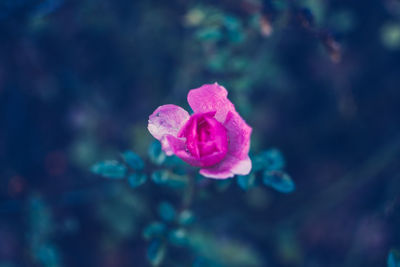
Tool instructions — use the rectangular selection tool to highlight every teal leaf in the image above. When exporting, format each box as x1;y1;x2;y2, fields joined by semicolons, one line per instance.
388;249;400;267
195;27;222;42
147;239;166;266
168;228;189;246
122;151;144;171
143;222;167;240
223;15;244;43
178;210;195;226
91;160;127;179
151;170;169;184
127;173;147;188
223;15;241;32
263;170;295;193
158;202;176;222
237;173;256;191
148;141;166;165
163;155;187;174
253;149;285;171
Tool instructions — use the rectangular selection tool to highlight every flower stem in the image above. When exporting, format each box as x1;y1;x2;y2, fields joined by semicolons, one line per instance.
182;171;196;209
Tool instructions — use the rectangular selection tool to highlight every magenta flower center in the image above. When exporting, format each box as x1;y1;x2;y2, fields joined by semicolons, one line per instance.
178;112;228;167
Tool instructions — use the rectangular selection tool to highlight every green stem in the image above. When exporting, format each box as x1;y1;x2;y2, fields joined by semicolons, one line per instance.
182;171;196;210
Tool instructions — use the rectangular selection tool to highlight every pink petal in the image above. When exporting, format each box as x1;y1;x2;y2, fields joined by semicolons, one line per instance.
165;135;229;168
164;135;202;166
148;105;190;155
187;83;235;123
160;137;174;156
176;111;228;166
199;111;252;179
200;156;252;179
223;111;252;159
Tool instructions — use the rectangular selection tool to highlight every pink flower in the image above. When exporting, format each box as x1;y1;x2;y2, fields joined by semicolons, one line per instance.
148;83;252;179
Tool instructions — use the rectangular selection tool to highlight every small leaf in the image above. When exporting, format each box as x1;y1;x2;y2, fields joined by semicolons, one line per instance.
263;170;295;194
195;27;222;42
151;170;169;184
253;149;285;171
122;151;144;171
163;156;187;174
127;173;147;188
223;15;241;32
168;228;189;246
224;14;245;42
148;141;166;165
388;249;400;267
158;202;176;222
91;160;127;179
147;239;166;266
178;210;195;226
143;222;167;240
237;173;256;191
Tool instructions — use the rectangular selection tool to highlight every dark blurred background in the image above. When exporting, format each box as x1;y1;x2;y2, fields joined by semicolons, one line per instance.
1;0;400;266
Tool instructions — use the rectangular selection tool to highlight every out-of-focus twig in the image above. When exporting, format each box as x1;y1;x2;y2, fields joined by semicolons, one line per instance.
283;134;400;224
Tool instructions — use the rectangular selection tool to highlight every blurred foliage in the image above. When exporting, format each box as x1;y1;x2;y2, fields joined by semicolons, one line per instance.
96;184;149;242
90;138;294;265
91;160;127;179
381;22;400;50
263;170;295;193
147;238;166;266
26;196;61;267
0;0;64;19
189;229;262;267
388;249;400;267
1;0;400;266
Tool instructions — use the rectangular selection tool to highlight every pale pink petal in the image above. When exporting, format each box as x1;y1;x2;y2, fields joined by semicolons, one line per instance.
148;104;190;154
187;83;235;123
199;156;252;179
230;156;252;175
160;137;174;156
